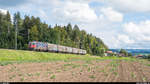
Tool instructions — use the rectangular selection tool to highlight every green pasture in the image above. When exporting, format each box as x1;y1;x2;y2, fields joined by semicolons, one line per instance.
0;49;144;66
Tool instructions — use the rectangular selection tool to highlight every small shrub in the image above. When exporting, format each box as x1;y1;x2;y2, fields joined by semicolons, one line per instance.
113;72;118;76
89;75;95;79
104;73;108;76
50;75;56;79
86;61;93;64
82;64;88;67
27;73;33;76
63;67;68;71
80;69;83;72
35;72;40;76
100;69;105;72
9;76;13;79
72;64;80;69
47;68;50;71
9;74;16;79
64;63;73;66
72;72;76;76
47;71;53;74
20;77;24;81
0;62;12;66
131;72;136;78
88;67;91;72
110;67;116;72
56;69;61;72
142;77;146;81
146;64;150;66
18;73;22;76
64;60;69;62
9;68;15;72
95;66;99;69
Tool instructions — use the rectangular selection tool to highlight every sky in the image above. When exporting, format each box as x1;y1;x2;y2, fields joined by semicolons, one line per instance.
0;0;150;49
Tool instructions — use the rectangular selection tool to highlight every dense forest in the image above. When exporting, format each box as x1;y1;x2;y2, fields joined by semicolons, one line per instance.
0;11;108;56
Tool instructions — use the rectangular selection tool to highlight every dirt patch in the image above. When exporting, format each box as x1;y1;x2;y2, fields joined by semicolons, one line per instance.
0;60;150;82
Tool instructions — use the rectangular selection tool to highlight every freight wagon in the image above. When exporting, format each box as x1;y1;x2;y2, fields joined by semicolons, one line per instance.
28;41;87;55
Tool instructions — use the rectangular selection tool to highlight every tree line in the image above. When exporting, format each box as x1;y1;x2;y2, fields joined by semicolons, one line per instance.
0;11;108;56
119;49;132;57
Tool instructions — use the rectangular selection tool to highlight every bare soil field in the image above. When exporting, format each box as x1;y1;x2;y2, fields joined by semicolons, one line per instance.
0;59;150;82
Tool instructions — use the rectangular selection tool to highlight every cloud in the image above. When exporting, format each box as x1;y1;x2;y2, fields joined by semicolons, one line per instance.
77;7;124;49
0;8;7;14
118;20;150;49
100;7;123;22
63;0;104;4
106;0;150;13
123;20;150;41
52;1;97;23
118;34;135;44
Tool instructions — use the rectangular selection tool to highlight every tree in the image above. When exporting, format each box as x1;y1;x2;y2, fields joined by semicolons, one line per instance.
22;15;31;41
6;11;11;34
119;49;128;56
66;23;72;39
29;25;39;41
72;25;80;48
13;12;23;49
128;53;132;57
147;55;150;60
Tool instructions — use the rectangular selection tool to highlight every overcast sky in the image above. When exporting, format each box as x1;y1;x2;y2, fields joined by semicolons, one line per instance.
1;0;150;49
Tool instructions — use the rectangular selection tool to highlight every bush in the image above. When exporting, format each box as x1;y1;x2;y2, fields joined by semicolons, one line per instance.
148;55;150;60
128;53;132;57
119;49;128;57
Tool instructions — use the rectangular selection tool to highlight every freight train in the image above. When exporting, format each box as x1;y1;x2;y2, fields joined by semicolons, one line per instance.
28;41;87;55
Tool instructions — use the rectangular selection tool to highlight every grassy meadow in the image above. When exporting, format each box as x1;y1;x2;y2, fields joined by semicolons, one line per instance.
0;49;144;66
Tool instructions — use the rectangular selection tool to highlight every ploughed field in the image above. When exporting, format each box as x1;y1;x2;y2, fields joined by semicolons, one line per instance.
0;49;150;82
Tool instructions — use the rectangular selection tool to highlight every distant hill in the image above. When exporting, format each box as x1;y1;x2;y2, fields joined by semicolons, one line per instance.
110;49;150;55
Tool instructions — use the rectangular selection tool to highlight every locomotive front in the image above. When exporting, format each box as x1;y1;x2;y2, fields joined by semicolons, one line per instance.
28;41;37;50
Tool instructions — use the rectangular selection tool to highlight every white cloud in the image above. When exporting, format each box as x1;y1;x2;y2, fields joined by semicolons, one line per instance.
64;0;105;4
124;20;150;41
106;0;150;12
100;7;123;22
0;8;7;14
118;34;135;44
77;7;124;49
52;1;97;23
117;20;150;49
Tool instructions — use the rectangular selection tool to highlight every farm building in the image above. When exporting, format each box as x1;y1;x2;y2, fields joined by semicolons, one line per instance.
136;55;143;58
104;51;114;56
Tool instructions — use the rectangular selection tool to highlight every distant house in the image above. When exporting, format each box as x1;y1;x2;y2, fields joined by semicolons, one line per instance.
104;51;113;56
136;55;143;58
106;51;113;53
